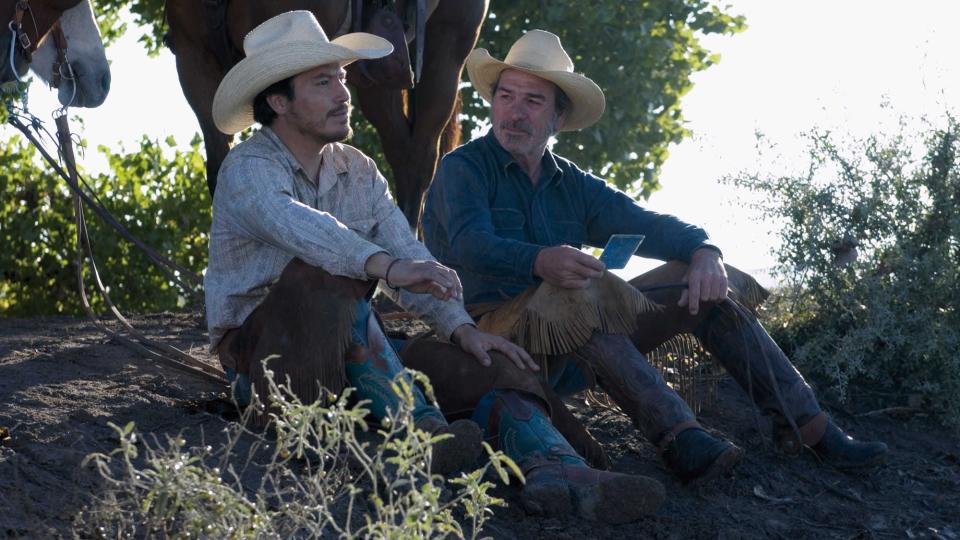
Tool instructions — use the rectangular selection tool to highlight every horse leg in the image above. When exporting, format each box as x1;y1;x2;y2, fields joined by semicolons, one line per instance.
167;4;232;196
354;84;415;207
403;0;487;226
173;47;231;196
355;0;487;228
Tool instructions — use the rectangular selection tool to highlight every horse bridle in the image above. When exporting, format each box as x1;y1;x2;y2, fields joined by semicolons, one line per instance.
7;0;37;79
7;0;70;88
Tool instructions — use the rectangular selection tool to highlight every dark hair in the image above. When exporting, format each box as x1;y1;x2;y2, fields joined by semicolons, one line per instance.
252;77;295;126
490;75;571;117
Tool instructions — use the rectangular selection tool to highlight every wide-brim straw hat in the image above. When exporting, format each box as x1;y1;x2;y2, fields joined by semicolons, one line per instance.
466;29;605;131
213;10;393;135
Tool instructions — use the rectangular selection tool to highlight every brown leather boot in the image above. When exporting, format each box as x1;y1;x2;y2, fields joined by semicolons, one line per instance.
660;426;743;483
522;460;666;524
811;421;888;469
416;417;484;475
474;390;665;523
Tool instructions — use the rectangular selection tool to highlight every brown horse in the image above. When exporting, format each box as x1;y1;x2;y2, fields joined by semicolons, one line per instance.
1;0;80;82
166;0;487;227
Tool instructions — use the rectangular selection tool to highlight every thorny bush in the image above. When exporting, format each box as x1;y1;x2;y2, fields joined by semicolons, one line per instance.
729;116;960;427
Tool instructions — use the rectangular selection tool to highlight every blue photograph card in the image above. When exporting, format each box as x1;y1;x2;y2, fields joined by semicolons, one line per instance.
598;234;645;269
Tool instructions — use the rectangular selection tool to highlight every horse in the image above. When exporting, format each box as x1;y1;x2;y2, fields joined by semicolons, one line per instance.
166;0;487;227
2;0;110;108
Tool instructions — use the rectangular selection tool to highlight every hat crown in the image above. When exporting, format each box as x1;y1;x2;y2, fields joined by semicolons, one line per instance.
504;29;574;73
243;10;331;56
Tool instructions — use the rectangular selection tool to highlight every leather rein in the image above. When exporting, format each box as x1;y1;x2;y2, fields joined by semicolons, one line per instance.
7;0;70;87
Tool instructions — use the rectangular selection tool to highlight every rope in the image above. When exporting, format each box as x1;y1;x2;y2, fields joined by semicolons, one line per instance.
7;110;203;291
6;108;224;385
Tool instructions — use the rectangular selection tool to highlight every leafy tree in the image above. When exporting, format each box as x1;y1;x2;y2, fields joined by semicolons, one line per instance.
468;1;746;197
92;0;744;198
730;118;960;426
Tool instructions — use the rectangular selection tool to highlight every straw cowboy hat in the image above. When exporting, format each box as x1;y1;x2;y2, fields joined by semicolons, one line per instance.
213;10;393;135
466;29;605;131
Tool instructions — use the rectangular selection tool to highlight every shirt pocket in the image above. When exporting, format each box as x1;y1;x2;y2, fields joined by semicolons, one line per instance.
490;208;525;240
555;220;586;248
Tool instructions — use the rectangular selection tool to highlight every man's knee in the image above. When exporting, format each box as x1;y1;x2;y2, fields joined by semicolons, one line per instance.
400;338;548;417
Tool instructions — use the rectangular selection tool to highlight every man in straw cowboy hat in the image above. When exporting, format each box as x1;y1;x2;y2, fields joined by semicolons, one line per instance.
204;11;666;522
422;29;888;485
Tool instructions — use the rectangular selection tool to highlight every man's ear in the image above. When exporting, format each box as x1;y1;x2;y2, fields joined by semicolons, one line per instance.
266;93;288;117
555;109;569;132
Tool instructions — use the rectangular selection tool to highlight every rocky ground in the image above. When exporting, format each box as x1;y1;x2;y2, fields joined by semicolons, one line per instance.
1;313;958;539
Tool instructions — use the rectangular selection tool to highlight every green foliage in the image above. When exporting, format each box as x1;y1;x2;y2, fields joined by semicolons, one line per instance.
79;362;515;538
95;0;166;55
730;118;960;426
467;0;746;197
0;131;209;316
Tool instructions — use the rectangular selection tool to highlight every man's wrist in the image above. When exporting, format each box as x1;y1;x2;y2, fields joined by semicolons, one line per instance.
364;251;394;280
450;323;476;345
530;246;547;279
384;258;404;289
693;244;723;261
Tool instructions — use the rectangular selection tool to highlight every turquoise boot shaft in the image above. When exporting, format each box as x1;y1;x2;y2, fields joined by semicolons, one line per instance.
344;300;445;425
472;389;666;523
472;389;584;469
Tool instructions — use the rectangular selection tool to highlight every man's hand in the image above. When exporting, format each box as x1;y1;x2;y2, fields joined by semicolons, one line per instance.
452;324;539;371
365;253;463;301
678;247;728;315
533;245;605;289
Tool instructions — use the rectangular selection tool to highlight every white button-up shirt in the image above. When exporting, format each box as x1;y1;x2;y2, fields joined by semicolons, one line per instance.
204;127;474;350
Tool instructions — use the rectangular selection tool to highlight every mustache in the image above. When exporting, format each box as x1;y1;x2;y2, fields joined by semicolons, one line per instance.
328;103;352;117
500;120;532;134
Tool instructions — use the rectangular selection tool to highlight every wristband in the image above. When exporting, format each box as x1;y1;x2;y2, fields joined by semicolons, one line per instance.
384;258;404;289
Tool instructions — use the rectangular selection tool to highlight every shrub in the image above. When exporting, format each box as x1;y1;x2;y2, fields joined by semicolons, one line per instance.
78;362;517;538
0;132;209;316
729;117;960;426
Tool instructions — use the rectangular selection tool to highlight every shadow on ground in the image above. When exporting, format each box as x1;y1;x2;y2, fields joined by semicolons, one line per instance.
1;314;957;538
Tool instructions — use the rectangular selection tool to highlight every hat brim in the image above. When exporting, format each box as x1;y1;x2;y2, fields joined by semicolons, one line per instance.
466;48;605;131
213;32;393;135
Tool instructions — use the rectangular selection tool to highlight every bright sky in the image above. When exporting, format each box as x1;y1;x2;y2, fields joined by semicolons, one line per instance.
20;0;960;286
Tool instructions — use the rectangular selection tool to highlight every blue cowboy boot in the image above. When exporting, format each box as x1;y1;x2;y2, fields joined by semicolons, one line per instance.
345;300;482;474
473;389;665;523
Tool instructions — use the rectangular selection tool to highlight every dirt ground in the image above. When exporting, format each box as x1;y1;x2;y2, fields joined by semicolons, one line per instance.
1;312;958;539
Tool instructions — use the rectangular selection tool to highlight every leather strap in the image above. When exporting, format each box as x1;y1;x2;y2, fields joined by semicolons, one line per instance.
656;419;702;457
49;20;68;88
798;411;829;446
12;0;33;60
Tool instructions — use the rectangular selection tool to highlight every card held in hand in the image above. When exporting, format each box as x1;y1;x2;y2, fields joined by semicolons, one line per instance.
598;234;645;269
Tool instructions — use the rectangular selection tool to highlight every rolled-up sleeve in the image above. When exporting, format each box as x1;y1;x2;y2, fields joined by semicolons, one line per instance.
366;165;475;340
219;156;385;279
431;156;544;285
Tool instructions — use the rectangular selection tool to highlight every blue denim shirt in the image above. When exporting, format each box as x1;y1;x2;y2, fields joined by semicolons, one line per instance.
423;131;718;304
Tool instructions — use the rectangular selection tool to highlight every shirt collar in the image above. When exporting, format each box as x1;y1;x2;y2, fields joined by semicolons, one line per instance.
483;129;561;184
259;126;351;186
259;126;302;173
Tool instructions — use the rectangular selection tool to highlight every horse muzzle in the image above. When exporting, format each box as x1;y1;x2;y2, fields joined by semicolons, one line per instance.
57;58;110;107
